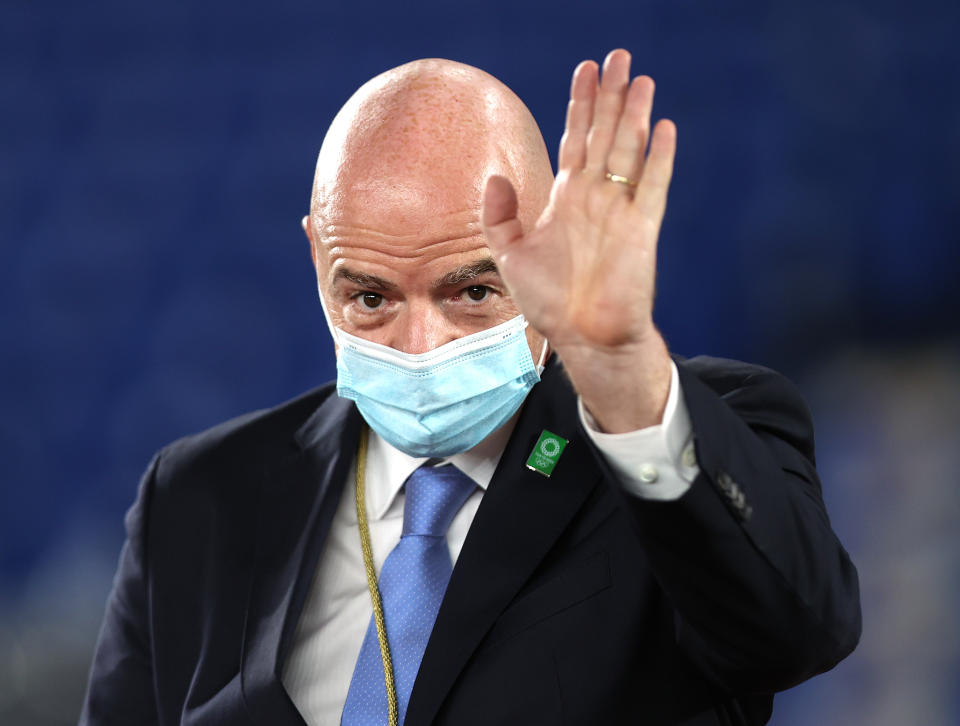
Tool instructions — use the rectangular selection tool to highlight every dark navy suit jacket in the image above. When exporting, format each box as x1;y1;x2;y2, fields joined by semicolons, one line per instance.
80;356;861;725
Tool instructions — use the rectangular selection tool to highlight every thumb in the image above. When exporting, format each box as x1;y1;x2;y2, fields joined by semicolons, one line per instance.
481;175;524;255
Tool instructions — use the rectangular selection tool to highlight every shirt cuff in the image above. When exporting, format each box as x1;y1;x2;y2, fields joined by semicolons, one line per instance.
577;361;700;501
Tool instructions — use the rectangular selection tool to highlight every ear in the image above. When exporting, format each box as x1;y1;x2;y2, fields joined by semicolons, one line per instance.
303;215;317;266
526;327;552;369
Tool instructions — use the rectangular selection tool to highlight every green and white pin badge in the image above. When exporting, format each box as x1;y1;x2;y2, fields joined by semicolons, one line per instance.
526;430;569;477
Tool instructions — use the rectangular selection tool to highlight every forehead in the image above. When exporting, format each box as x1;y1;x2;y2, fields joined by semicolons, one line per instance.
310;68;538;276
314;177;494;279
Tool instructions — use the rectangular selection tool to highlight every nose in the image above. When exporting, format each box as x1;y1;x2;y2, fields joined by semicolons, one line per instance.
392;301;455;354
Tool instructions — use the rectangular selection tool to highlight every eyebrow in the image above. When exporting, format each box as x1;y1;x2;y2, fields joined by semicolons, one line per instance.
333;258;500;292
333;268;398;291
432;258;500;288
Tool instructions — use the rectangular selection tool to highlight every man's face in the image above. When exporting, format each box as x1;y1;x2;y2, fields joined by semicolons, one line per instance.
309;177;543;358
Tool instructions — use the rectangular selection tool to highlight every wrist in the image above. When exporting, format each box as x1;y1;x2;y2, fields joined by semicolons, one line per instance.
555;331;672;433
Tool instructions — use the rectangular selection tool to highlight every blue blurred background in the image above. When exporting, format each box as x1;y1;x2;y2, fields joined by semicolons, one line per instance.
2;0;958;723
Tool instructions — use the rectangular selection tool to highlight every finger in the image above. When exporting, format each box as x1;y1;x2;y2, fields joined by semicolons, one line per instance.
584;49;632;176
481;175;524;257
632;119;677;225
605;76;655;183
558;60;598;173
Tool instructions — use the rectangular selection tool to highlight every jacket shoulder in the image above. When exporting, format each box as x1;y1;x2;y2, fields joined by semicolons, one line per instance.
152;382;339;488
677;354;798;395
676;354;815;464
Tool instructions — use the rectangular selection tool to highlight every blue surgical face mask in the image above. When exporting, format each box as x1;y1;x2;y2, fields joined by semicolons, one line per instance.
335;315;546;458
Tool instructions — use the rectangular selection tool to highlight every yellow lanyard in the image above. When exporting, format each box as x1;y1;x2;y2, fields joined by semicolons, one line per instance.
354;425;400;726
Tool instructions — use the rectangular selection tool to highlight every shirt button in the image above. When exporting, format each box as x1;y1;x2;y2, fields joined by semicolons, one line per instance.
638;464;659;484
682;443;697;469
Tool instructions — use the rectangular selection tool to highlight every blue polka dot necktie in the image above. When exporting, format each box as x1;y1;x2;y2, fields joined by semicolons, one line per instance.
342;464;476;726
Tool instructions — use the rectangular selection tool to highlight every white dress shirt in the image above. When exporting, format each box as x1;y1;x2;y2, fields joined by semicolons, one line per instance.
281;361;699;725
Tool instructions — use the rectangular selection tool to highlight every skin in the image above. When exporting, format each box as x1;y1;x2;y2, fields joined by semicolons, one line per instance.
306;50;676;433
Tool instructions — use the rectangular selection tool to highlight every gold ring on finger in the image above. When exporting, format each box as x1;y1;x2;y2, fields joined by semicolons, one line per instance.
605;171;639;188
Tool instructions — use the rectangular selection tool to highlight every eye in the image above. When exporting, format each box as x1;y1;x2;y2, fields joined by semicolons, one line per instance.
464;285;489;302
358;292;384;310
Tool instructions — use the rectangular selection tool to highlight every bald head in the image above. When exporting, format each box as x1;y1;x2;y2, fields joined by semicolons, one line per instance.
307;59;554;357
310;58;553;236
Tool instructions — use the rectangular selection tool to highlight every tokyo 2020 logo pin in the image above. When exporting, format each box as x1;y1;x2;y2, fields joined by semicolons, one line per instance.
526;430;569;477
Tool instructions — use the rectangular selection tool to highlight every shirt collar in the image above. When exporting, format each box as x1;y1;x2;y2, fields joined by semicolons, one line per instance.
363;410;521;521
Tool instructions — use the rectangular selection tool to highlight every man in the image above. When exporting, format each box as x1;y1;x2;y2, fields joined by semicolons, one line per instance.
81;50;860;725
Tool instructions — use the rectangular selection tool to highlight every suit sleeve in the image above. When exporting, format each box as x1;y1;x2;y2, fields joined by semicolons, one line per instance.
79;453;161;726
584;357;861;693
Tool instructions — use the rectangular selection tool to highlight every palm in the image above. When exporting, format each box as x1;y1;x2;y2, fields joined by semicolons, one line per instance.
483;50;676;353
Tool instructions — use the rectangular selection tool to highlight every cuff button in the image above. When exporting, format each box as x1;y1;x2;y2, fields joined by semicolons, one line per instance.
639;464;660;484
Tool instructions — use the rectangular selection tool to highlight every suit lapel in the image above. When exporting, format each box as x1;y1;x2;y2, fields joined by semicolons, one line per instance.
240;390;362;724
405;361;602;726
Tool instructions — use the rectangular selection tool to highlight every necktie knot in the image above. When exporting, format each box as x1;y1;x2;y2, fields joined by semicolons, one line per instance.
402;464;476;537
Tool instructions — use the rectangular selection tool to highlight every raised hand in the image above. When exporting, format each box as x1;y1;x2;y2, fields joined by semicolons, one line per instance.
482;49;677;432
